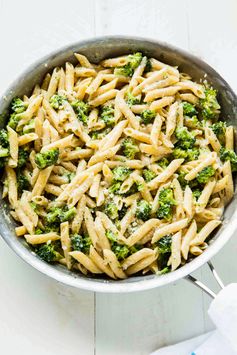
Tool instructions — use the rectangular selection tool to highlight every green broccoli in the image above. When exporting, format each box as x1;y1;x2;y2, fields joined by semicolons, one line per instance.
140;109;156;124
0;129;9;148
175;127;195;150
71;100;90;124
90;127;111;140
17;173;30;194
71;234;92;254
125;92;140;107
104;201;119;220
0;148;9;159
36;242;62;263
177;171;188;188
49;95;67;110
196;166;215;184
18;147;29;168
23;119;35;134
8;113;21;130
136;200;151;221
182;101;197;117
11;98;28;113
211;121;226;143
158;267;171;275
173;147;199;161
46;205;76;225
0;128;9;167
220;147;237;172
35;228;43;235
35;148;59;169
106;230;131;261
193;189;202;200
100;105;115;126
112;166;131;182
108;182;122;195
114;52;142;77
158;158;170;169
8;98;28;131
156;235;172;254
143;169;156;182
199;86;220;119
121;137;139;159
157;188;176;221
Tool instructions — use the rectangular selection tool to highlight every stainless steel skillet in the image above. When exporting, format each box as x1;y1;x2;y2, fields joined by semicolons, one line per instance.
0;36;236;295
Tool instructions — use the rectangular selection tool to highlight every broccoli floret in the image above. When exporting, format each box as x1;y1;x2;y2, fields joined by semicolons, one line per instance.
158;158;170;169
220;147;237;172
140;109;156;124
211;121;226;144
36;242;62;263
0;129;9;148
100;105;115;126
199;86;220;119
71;234;92;254
23;119;35;134
196;166;215;184
182;101;197;117
136;200;151;221
175;127;195;150
121;137;139;159
177;171;188;188
18;147;29;168
108;182;122;195
0;129;9;166
143;169;156;182
11;98;28;113
35;228;43;235
90;127;111;140
17;173;30;194
8;113;21;130
71;100;90;124
106;230;130;261
125;92;140;107
46;205;76;225
128;52;143;70
193;189;202;200
104;201;119;220
173;147;199;161
158;267;171;275
112;166;131;182
35;148;59;169
49;95;67;110
156;235;172;254
157;188;176;221
114;52;142;77
112;244;130;260
0;148;9;158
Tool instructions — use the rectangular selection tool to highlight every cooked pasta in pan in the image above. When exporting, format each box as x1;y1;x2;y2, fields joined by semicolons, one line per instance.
0;52;235;279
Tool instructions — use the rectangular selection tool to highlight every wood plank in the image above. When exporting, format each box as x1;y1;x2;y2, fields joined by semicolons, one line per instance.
0;238;95;355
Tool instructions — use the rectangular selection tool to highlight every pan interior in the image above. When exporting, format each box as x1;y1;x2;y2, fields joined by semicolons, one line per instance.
0;36;237;292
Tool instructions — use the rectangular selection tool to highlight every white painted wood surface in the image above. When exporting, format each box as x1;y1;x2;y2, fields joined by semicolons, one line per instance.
0;0;237;354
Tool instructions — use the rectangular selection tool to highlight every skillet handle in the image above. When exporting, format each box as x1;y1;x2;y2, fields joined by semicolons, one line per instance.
185;261;225;299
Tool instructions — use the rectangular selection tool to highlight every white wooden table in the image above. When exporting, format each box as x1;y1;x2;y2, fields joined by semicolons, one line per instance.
1;1;237;354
